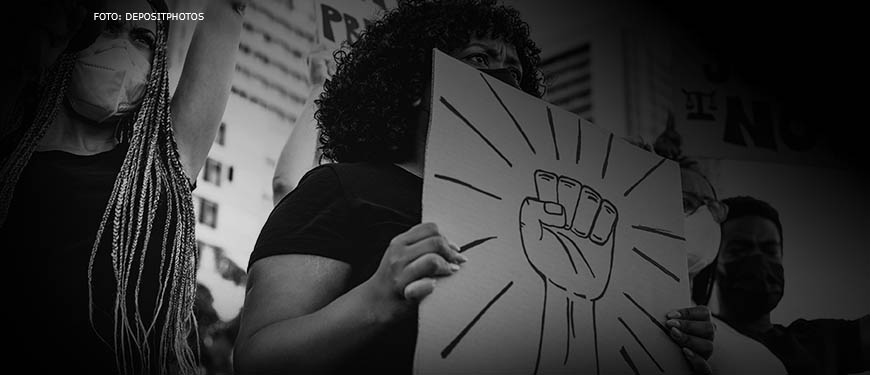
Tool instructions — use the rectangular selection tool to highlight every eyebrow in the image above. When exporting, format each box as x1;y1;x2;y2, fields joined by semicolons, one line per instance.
464;42;522;67
129;20;157;34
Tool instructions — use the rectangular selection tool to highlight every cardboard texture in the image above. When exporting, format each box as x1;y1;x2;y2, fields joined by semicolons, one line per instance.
415;49;692;374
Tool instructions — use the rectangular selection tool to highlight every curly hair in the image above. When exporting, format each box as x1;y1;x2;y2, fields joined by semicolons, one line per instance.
315;0;544;163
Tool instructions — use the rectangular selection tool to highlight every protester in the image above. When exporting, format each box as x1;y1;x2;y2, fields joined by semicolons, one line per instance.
644;124;788;374
0;0;246;373
714;196;870;375
234;1;714;373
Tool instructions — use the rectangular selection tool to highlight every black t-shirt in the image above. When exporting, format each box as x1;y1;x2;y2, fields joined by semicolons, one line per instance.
1;144;177;374
250;162;423;374
755;318;866;375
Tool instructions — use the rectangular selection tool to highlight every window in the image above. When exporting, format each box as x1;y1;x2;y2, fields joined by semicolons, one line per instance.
198;197;219;228
228;166;234;182
215;122;226;145
203;158;222;186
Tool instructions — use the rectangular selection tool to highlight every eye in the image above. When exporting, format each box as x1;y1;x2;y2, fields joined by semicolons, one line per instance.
131;29;156;50
464;53;488;67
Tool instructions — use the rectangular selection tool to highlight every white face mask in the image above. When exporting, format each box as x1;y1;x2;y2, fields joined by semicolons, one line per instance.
68;37;151;123
684;206;721;277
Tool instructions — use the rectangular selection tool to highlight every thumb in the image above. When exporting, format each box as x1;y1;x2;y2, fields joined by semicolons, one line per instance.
520;198;566;230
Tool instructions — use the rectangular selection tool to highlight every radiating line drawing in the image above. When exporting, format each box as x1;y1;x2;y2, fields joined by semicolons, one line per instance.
624;292;669;336
624;158;666;197
601;133;613;179
575;119;582;164
459;236;498;253
632;247;680;282
440;96;513;168
547;107;560;161
433;174;502;201
441;281;515;358
481;74;536;155
631;225;686;241
620;346;641;375
619;316;665;372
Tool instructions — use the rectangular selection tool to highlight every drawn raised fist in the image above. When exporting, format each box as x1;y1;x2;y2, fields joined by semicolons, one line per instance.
519;170;618;300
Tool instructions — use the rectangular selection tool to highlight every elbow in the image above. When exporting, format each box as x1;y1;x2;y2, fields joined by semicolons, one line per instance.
272;177;295;206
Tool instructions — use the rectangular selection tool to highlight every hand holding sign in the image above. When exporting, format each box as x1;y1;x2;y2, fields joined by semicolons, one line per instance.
519;170;618;300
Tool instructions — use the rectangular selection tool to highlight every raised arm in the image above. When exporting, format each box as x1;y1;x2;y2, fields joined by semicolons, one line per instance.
272;46;335;204
170;0;246;180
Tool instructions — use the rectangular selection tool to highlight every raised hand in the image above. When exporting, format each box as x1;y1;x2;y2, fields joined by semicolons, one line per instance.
519;170;618;300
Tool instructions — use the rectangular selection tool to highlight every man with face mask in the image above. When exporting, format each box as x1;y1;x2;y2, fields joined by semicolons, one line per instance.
714;196;869;375
680;181;788;374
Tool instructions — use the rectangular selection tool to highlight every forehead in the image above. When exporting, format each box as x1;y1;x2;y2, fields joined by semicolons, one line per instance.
680;168;713;198
721;216;780;243
465;35;519;58
104;0;157;32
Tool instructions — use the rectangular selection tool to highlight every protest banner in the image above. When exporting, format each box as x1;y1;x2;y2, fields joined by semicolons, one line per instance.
314;0;396;49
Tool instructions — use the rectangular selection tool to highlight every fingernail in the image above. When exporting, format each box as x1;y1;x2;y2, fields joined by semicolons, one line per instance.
666;319;680;328
449;263;461;272
670;327;682;340
666;311;681;319
457;254;469;263
544;202;563;215
682;347;694;357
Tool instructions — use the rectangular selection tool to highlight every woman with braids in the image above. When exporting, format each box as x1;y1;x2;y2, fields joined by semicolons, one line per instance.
234;1;715;373
0;0;246;373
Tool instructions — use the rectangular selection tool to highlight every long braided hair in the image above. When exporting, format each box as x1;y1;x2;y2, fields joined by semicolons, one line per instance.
0;1;199;374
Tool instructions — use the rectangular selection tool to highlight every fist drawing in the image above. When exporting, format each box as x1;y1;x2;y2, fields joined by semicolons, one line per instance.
519;170;618;300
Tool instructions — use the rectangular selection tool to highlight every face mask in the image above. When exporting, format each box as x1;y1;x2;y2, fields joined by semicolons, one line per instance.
684;206;721;277
480;68;521;90
68;37;151;123
718;255;785;320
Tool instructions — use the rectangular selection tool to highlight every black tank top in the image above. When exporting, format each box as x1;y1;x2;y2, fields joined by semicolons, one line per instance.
1;144;178;374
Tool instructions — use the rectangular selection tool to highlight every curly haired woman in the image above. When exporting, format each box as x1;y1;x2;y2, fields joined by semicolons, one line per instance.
0;0;246;373
235;1;715;373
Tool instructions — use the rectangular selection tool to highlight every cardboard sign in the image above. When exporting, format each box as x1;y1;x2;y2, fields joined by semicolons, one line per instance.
415;49;693;374
314;0;396;49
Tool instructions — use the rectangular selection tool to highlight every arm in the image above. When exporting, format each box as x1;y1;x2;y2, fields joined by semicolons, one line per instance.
234;254;386;373
233;223;467;373
272;85;322;204
272;47;335;204
170;0;246;180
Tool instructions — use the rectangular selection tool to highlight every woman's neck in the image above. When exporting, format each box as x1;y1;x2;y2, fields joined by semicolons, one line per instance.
38;102;119;155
